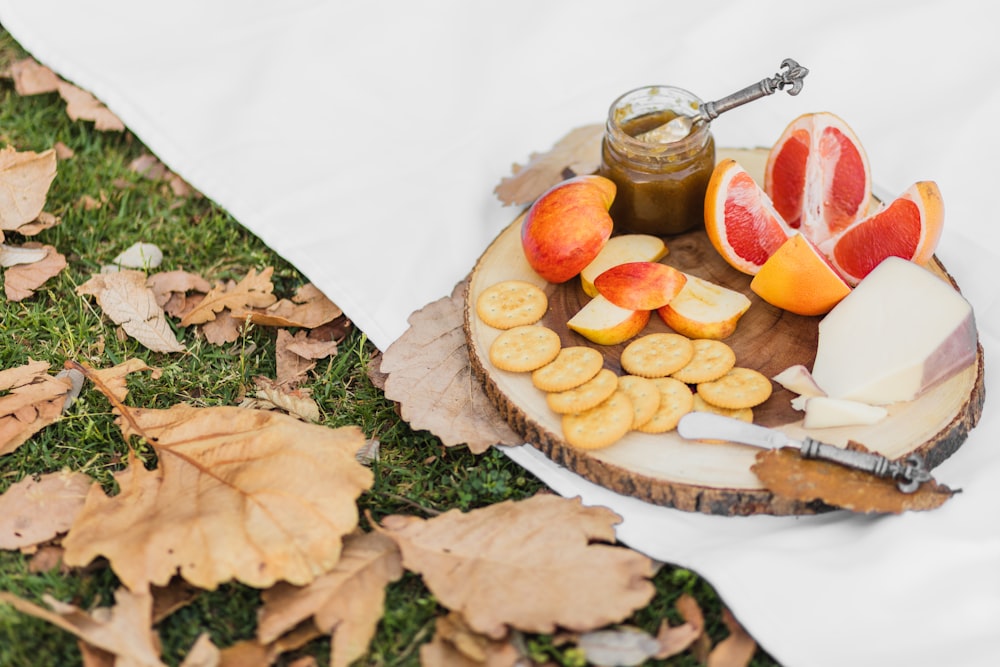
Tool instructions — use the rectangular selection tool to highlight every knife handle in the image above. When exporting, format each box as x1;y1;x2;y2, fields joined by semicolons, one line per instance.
800;438;932;493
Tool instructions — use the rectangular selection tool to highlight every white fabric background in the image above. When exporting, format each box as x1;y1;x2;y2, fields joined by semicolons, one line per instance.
1;1;997;665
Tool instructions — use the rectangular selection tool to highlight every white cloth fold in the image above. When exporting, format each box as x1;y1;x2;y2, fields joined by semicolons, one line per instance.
1;1;997;664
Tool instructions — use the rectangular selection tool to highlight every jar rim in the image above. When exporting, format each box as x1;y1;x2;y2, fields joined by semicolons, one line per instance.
605;84;711;157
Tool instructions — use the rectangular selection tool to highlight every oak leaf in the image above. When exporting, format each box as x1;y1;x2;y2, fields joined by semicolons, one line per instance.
751;448;956;513
0;145;57;239
0;469;92;550
1;359;72;456
380;280;522;454
234;283;343;329
73;358;162;404
179;267;276;327
57;81;126;131
419;612;523;667
0;587;164;666
493;124;604;206
5;57;61;95
258;530;404;667
146;270;211;310
77;270;186;353
3;242;66;301
61;404;373;592
378;493;656;639
276;329;340;387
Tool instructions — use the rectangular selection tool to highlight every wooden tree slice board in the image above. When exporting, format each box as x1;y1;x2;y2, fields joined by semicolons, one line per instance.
464;148;985;515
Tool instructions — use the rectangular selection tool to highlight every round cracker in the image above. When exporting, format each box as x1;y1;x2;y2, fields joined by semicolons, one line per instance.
636;376;694;433
671;338;737;384
620;333;695;378
697;367;773;409
692;393;754;422
531;345;604;393
546;368;618;415
488;325;561;373
617;374;661;430
476;280;548;329
561;389;633;450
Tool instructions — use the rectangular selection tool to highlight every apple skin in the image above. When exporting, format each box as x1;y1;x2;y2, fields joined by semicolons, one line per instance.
594;261;687;311
521;175;616;284
580;234;669;297
567;295;650;346
657;273;751;340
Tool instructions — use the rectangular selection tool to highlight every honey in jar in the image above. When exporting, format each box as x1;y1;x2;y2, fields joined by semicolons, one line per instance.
599;85;715;236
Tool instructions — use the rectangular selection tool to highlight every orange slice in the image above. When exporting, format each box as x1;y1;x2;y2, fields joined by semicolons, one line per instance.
824;181;944;285
750;233;851;316
764;112;872;245
704;158;794;275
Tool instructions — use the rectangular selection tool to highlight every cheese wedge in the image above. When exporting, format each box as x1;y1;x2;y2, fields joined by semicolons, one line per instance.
811;257;977;405
800;396;889;429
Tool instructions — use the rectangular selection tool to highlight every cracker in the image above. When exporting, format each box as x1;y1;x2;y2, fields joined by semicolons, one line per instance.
692;394;754;423
697;367;773;409
620;333;695;378
561;389;633;450
671;338;737;384
546;368;618;415
488;325;561;373
617;374;661;430
636;376;694;433
531;345;604;393
476;280;548;329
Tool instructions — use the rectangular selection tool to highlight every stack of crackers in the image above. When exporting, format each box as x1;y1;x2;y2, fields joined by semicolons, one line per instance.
477;279;772;451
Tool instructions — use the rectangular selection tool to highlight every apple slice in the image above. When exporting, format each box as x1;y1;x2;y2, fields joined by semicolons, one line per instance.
593;262;687;311
799;396;889;429
567;295;650;346
656;273;751;340
580;234;668;297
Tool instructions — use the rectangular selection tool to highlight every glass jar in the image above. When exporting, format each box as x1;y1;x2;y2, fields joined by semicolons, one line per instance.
599;85;715;236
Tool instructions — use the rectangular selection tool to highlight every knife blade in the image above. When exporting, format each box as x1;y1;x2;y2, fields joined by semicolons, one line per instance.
676;412;932;493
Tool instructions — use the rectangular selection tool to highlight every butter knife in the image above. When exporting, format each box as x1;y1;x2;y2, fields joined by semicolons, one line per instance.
676;412;932;493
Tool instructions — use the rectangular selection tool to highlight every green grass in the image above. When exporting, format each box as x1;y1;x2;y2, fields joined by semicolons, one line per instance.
0;28;779;667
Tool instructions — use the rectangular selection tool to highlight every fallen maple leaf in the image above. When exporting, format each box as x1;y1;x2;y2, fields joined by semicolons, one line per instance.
0;469;92;550
179;267;276;327
3;242;66;301
0;587;164;666
493;124;604;206
1;359;72;456
378;493;656;639
77;270;186;353
419;612;524;667
751;448;956;514
234;283;343;329
57;81;125;131
61;401;373;592
258;530;404;667
380;280;522;454
707;607;757;667
4;57;61;95
0;145;57;239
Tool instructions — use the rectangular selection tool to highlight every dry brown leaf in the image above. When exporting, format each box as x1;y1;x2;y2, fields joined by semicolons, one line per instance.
15;210;61;236
0;242;49;267
129;154;170;180
707;607;757;667
381;280;522;454
146;270;211;309
577;626;663;666
55;141;75;160
258;531;403;667
675;592;711;663
57;81;125;131
61;402;373;592
77;270;186;353
178;633;219;667
0;146;57;235
654;615;702;660
234;283;343;329
74;358;161;404
276;329;340;387
5;57;61;95
151;579;201;624
378;493;656;639
0;469;92;549
751;448;956;514
28;544;69;574
200;306;243;345
180;267;276;327
3;243;66;301
419;612;523;667
0;588;164;666
240;376;321;422
493;124;604;206
1;359;72;456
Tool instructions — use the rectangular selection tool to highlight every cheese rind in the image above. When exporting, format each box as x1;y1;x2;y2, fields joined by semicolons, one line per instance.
810;257;977;405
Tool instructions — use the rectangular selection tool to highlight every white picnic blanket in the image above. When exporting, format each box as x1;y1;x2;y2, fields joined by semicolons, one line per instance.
1;1;997;664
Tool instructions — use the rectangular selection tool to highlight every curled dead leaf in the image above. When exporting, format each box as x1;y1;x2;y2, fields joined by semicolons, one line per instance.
706;607;757;667
493;124;604;206
57;81;125;131
420;612;524;667
234;283;343;329
0;145;57;236
3;243;66;301
377;493;656;640
1;359;73;456
77;270;186;353
751;448;956;514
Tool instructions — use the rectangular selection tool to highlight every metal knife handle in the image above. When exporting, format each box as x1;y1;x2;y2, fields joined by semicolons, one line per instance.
800;438;932;493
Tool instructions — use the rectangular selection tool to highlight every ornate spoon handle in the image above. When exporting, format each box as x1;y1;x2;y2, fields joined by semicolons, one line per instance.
696;58;809;123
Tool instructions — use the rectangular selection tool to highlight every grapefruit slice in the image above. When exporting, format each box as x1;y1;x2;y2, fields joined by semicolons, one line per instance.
704;158;794;275
764;112;872;245
750;233;851;316
824;181;944;285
